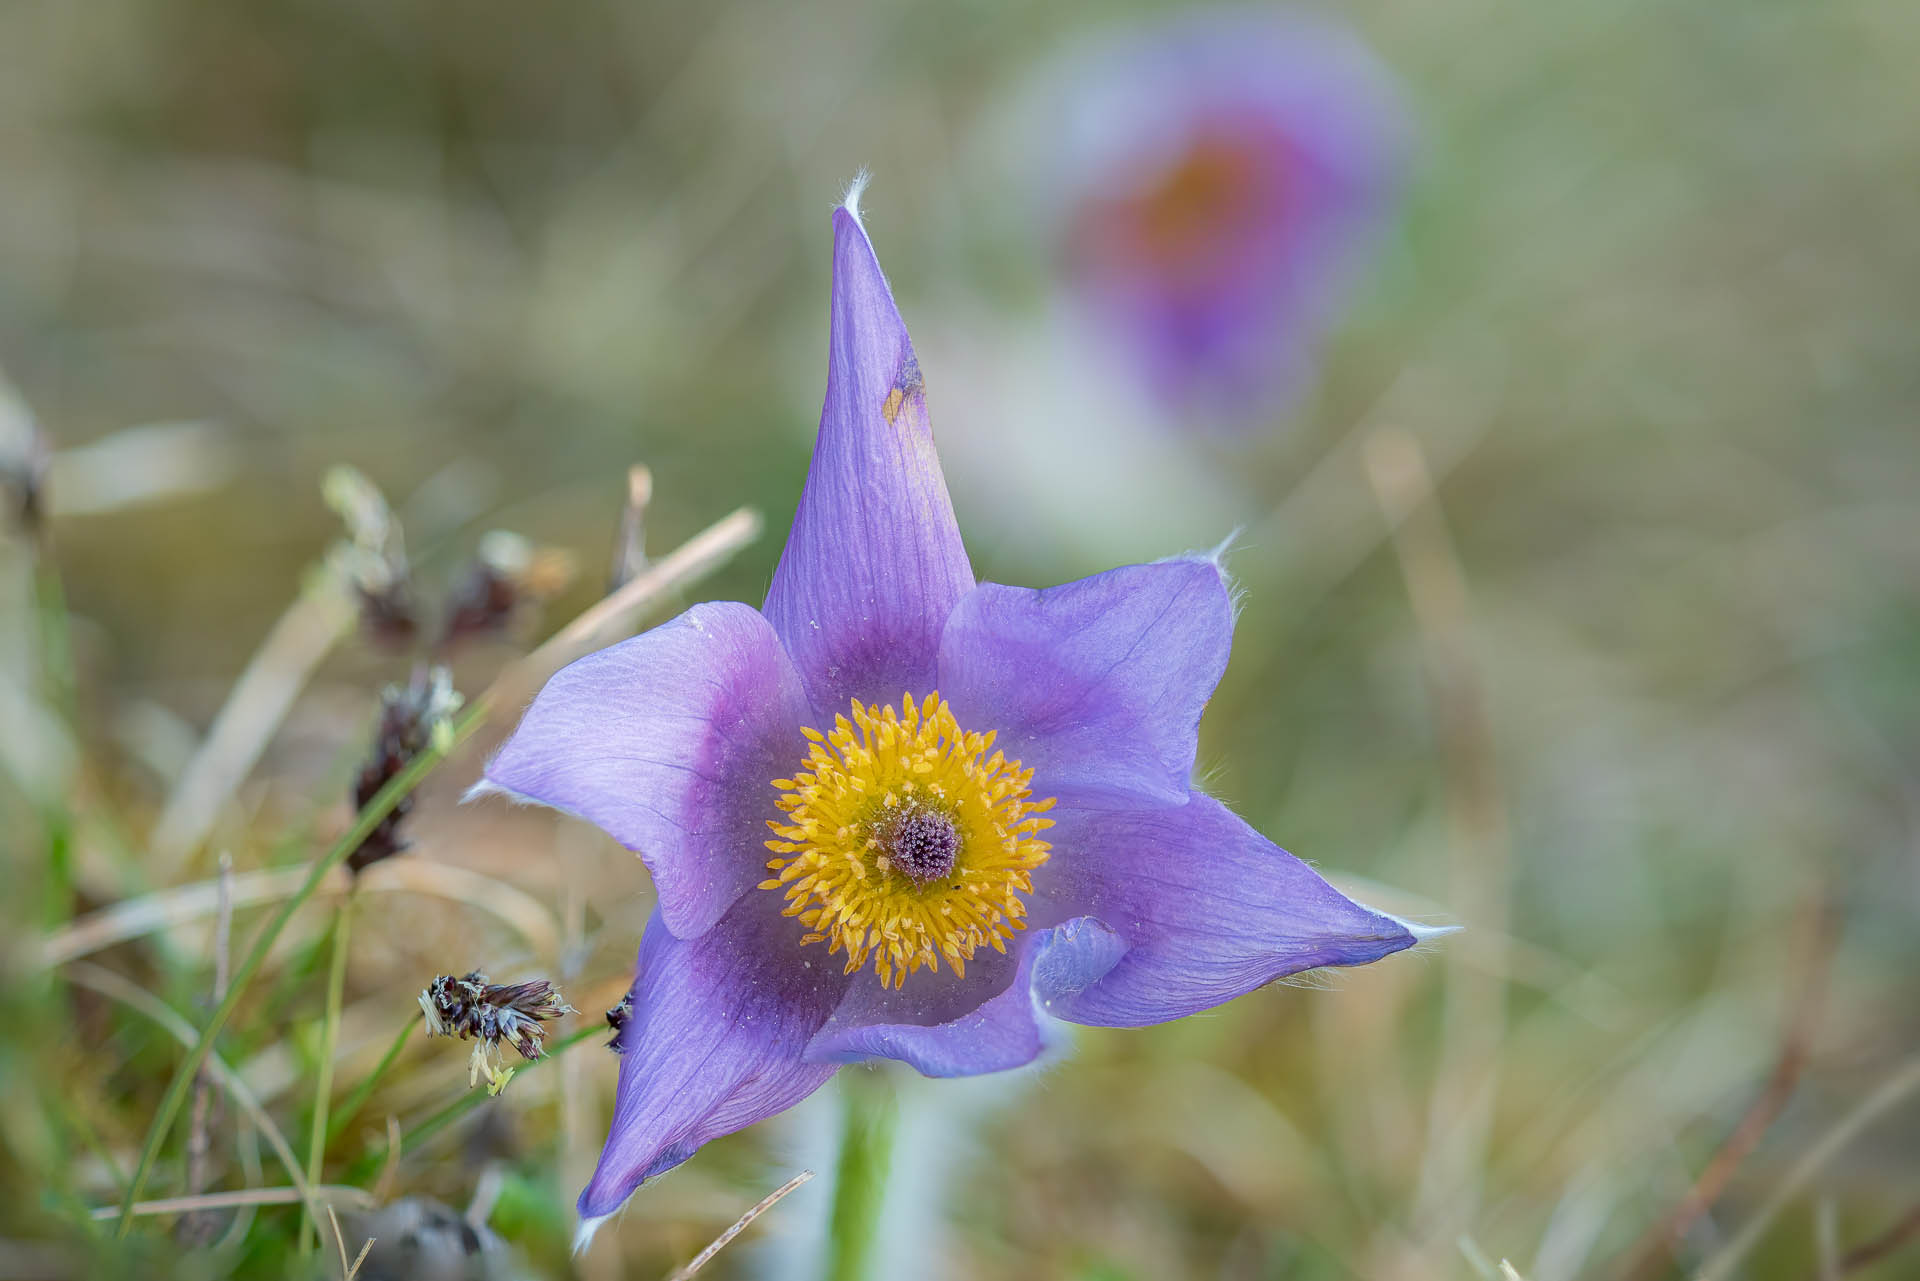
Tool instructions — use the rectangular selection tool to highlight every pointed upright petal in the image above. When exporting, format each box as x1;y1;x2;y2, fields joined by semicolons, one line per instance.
763;202;973;712
579;894;849;1220
938;557;1233;809
805;916;1127;1077
477;602;809;939
1037;793;1415;1026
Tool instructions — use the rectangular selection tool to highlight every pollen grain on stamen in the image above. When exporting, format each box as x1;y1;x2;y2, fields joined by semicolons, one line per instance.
761;692;1054;989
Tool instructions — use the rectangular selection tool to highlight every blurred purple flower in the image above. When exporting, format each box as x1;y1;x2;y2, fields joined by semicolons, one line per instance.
1040;8;1406;421
473;182;1430;1231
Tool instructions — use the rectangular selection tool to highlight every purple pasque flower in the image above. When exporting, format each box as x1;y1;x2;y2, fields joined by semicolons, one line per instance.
1040;8;1405;421
474;180;1429;1230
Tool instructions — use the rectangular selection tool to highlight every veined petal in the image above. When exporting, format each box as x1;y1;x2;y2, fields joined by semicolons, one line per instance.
1037;793;1414;1026
477;602;808;939
938;557;1233;809
805;916;1127;1077
763;198;973;713
580;895;849;1220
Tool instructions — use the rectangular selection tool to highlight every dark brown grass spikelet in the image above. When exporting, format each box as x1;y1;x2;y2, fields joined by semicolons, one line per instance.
323;464;420;652
605;993;633;1053
347;667;463;873
419;971;577;1094
0;414;48;539
436;530;577;654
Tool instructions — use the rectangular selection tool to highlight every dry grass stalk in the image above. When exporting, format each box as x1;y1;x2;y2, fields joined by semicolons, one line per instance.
1696;1051;1920;1281
1615;902;1835;1281
325;1205;375;1281
149;574;359;877
609;464;653;589
64;963;318;1224
1365;427;1511;1242
41;856;562;970
1824;1201;1920;1278
665;1170;816;1280
179;853;235;1245
487;504;761;715
89;1186;374;1221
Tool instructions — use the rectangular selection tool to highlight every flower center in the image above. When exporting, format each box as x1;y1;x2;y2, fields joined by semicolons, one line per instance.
1077;125;1292;292
879;808;960;885
761;693;1055;989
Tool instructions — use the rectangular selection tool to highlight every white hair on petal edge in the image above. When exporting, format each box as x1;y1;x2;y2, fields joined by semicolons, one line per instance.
462;777;538;808
461;777;599;832
573;1212;613;1257
1382;911;1462;945
1158;528;1248;622
843;169;872;226
1204;527;1248;621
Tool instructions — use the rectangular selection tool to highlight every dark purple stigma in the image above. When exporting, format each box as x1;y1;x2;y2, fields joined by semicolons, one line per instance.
883;808;960;886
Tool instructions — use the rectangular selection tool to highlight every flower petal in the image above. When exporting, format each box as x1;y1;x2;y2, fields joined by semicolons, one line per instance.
579;894;849;1219
938;557;1233;809
1037;793;1415;1026
478;601;808;939
805;916;1127;1077
762;199;974;713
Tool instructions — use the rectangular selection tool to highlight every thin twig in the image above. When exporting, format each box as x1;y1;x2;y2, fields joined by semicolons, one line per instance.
150;572;359;876
180;854;235;1244
487;504;761;716
40;856;560;970
302;894;355;1254
1696;1052;1920;1281
372;1116;402;1205
1826;1201;1920;1279
609;464;653;590
1816;1198;1840;1281
114;699;489;1233
62;963;318;1223
666;1170;816;1280
343;1027;600;1186
326;1205;350;1277
1365;428;1510;1240
346;1235;375;1281
325;1205;374;1281
89;1185;373;1221
1616;903;1836;1281
326;1017;415;1147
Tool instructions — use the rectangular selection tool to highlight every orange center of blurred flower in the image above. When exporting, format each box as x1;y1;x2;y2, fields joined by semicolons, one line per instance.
1078;129;1285;291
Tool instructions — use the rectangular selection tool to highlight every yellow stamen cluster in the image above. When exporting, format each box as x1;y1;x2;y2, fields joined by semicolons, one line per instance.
762;693;1054;989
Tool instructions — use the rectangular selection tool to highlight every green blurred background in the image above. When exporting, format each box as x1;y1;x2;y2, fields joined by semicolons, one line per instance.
4;0;1918;1277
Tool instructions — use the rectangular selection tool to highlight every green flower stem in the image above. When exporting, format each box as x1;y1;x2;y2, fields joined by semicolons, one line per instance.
326;1015;414;1148
113;697;490;1236
341;1025;599;1185
825;1069;898;1281
299;894;354;1254
34;556;76;931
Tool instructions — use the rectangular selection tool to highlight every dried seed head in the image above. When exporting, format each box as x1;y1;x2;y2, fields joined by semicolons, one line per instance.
419;970;576;1095
323;464;419;652
437;530;576;654
0;373;48;540
605;993;633;1053
608;465;652;590
348;668;463;874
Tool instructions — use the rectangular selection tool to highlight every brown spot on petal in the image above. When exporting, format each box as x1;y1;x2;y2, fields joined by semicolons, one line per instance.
882;355;924;424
